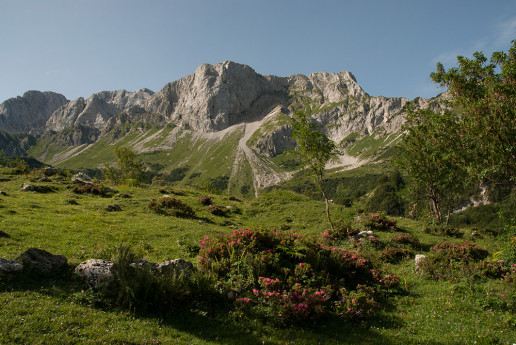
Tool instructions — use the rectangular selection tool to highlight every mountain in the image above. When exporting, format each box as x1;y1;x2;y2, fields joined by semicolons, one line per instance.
0;61;445;197
0;91;68;133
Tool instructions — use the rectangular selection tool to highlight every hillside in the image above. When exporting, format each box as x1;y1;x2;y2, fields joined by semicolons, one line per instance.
0;165;514;344
0;61;446;198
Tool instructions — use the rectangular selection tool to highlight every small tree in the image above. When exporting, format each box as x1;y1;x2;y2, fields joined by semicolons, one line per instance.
397;108;470;223
290;94;337;230
104;147;147;186
431;40;516;188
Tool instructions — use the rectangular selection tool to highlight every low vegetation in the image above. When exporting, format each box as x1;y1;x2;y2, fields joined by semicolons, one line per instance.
0;163;514;344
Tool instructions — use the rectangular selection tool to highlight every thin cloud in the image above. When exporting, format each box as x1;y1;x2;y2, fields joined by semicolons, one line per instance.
432;15;516;68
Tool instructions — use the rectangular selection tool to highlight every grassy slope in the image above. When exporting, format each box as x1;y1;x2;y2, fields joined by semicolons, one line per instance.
0;167;514;344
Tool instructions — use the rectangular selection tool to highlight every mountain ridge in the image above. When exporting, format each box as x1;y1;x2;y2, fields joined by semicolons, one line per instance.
0;61;445;197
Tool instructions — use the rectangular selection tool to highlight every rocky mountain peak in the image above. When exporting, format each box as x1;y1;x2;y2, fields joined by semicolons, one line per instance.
0;91;68;133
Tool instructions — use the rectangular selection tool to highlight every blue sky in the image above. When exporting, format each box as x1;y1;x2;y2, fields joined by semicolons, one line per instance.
1;0;515;103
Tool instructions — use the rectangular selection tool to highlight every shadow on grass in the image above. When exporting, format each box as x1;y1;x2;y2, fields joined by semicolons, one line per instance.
0;268;410;345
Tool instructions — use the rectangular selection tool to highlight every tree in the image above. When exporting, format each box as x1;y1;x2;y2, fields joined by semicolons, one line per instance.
431;40;516;188
104;147;147;186
290;94;337;230
397;108;470;223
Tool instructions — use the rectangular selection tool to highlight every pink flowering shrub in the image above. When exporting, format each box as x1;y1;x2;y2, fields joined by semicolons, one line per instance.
419;240;509;280
380;246;412;263
206;205;227;216
390;234;422;249
199;196;213;205
198;228;398;324
362;213;399;231
320;222;360;243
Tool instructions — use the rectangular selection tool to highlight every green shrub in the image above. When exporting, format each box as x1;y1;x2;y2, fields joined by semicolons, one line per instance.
380;246;412;263
72;183;115;197
148;196;195;217
97;245;218;315
423;225;464;238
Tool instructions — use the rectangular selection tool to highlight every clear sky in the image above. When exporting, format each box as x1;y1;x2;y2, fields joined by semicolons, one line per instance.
1;0;515;103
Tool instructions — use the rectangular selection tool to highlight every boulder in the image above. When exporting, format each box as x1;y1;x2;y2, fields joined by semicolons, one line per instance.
75;259;114;288
20;183;35;192
20;183;54;193
16;248;67;274
415;254;427;271
354;230;374;241
0;257;23;274
156;259;194;275
71;172;93;185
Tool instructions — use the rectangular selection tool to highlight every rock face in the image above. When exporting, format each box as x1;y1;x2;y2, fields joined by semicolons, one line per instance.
16;248;67;274
0;91;68;133
1;61;445;147
46;89;155;132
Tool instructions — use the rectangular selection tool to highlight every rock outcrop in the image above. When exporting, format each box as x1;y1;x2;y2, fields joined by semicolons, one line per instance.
0;91;68;133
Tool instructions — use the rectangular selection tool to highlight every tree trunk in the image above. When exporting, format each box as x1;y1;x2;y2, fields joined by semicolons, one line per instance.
431;197;442;224
320;187;334;231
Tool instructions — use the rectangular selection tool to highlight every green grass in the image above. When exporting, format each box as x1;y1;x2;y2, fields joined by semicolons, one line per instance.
0;167;515;344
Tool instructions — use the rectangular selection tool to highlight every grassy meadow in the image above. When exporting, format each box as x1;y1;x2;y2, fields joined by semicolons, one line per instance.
0;166;514;344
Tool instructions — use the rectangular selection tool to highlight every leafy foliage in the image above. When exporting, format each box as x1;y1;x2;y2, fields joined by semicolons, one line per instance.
148;195;195;217
104;147;147;186
431;40;516;187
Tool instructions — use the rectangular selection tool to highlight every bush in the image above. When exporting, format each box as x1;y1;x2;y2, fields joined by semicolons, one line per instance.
198;228;398;325
206;205;227;216
72;183;115;197
199;196;213;205
423;225;464;238
361;213;399;231
96;245;218;315
148;196;195;217
418;240;507;280
380;246;412;263
320;222;359;243
390;234;422;249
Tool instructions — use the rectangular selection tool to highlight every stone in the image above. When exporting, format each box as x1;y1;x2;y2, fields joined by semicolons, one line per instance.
75;259;114;288
16;248;67;274
355;230;374;241
105;204;122;212
0;257;23;274
20;183;54;193
71;172;92;184
20;183;35;192
415;254;427;271
156;259;194;275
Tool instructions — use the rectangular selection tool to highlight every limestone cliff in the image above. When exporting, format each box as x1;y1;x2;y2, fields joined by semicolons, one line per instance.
0;91;68;133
